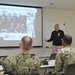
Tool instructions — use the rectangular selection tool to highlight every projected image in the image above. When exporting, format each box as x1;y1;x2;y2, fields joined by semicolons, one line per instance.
0;6;37;40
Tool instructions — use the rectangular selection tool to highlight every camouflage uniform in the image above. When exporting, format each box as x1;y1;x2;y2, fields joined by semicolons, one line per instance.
0;53;40;75
55;46;75;72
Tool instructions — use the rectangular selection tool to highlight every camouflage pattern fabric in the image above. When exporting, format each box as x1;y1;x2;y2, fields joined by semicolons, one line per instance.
0;53;40;75
55;46;75;72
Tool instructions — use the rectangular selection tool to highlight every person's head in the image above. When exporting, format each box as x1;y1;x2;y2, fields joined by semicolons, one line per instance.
62;35;72;47
20;36;33;53
54;24;59;31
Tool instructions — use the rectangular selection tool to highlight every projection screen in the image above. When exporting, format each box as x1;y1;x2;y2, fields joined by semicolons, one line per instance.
0;4;43;47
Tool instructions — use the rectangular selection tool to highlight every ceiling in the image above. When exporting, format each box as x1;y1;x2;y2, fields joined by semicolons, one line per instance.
0;0;75;10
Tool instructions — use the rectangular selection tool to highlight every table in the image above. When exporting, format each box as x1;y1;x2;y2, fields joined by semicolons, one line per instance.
0;65;3;71
40;60;55;75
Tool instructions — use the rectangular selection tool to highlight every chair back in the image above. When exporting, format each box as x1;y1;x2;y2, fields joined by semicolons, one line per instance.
4;72;39;75
24;73;39;75
65;64;75;75
49;53;56;60
4;72;14;75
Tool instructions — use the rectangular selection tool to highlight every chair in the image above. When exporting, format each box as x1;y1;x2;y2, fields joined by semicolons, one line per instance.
24;73;39;75
55;64;75;75
0;55;8;59
3;72;39;75
49;53;56;60
3;72;14;75
65;64;75;75
42;53;56;65
42;54;56;75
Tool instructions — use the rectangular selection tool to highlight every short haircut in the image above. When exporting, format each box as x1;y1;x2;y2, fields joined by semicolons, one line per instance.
63;35;72;45
21;36;33;50
55;24;59;27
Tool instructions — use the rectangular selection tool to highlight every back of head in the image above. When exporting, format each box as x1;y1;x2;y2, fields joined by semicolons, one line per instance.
62;35;72;46
21;36;33;51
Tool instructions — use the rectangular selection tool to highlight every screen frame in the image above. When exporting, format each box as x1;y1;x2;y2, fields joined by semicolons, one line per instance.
0;3;43;48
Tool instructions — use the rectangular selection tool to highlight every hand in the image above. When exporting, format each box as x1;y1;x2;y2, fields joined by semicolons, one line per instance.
44;39;48;42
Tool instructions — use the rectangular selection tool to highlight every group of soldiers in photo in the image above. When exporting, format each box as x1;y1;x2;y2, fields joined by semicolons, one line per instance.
0;11;27;33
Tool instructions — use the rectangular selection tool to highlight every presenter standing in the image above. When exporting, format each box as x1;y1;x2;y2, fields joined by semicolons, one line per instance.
44;24;64;53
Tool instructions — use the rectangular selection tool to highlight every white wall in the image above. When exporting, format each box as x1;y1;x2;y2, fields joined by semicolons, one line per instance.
0;7;75;75
0;48;52;56
0;8;75;55
43;8;75;47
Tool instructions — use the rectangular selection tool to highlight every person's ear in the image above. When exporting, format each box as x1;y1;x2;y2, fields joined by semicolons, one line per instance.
31;46;33;49
19;43;22;48
19;43;21;46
